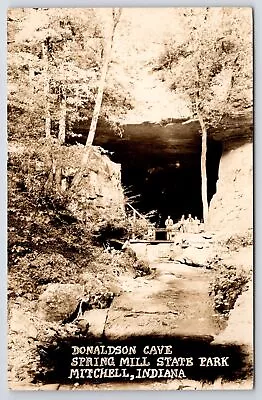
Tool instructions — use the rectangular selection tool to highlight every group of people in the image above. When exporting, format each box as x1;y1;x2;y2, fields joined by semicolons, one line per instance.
165;214;201;239
144;213;202;241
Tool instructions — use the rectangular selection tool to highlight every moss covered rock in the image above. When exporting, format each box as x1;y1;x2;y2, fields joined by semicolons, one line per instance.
38;283;84;322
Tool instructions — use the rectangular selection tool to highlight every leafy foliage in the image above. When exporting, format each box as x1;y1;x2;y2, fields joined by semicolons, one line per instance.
133;258;151;278
8;253;86;299
153;8;252;126
91;215;129;243
7;8;133;142
8;150;93;299
153;8;252;223
209;262;251;315
219;231;253;252
8;141;145;302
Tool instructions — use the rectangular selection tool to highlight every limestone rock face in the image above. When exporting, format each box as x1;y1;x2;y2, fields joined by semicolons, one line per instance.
208;142;253;234
9;142;126;223
212;279;253;374
38;283;84;322
78;309;108;338
64;146;125;222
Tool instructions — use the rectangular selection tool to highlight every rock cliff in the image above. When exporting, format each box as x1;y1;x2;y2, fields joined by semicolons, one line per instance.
62;145;125;222
208;142;253;234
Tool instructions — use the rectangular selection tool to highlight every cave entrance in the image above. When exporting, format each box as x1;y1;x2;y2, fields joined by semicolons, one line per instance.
99;136;222;227
121;141;222;226
75;121;223;228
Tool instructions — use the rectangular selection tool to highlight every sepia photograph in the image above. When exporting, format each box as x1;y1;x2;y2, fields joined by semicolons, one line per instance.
7;7;253;390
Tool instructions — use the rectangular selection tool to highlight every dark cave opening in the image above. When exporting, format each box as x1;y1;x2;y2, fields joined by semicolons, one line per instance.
94;133;222;227
118;139;222;226
72;121;223;227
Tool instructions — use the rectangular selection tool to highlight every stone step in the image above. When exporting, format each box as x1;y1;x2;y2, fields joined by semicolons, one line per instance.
104;309;215;341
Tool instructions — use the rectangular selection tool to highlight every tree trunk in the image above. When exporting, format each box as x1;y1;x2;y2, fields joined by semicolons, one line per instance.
58;96;66;143
85;8;122;146
85;44;111;146
42;42;51;138
68;9;122;194
197;110;209;227
29;66;35;92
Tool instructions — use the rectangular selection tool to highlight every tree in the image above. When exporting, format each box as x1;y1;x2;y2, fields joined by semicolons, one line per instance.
153;8;252;226
7;7;136;208
7;9;48;140
42;40;51;138
70;8;123;191
86;8;122;146
7;8;132;144
8;8;101;141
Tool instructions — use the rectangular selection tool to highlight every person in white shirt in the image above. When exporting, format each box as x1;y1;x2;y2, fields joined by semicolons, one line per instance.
165;216;174;240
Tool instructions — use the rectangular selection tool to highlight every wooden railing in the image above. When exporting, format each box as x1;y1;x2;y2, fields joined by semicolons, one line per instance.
126;202;149;223
125;203;177;241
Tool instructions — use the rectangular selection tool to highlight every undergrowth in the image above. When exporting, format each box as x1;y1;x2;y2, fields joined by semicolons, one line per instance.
209;262;251;316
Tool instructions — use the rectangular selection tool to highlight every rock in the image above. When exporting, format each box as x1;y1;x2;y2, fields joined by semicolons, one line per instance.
9;382;39;390
221;246;253;271
81;273;104;292
104;310;179;340
180;247;212;267
79;309;108;338
111;292;170;313
104;309;214;340
66;146;125;221
212;281;253;347
10;309;37;339
202;234;213;240
38;384;60;391
208;143;253;234
38;283;84;322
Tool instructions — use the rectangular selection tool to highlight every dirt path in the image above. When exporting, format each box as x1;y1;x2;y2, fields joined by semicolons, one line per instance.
12;258;252;391
53;261;251;390
104;261;222;339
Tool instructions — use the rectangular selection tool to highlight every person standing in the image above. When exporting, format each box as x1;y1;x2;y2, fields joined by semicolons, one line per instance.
179;214;185;233
193;216;200;233
147;226;156;240
187;213;194;233
165;215;174;240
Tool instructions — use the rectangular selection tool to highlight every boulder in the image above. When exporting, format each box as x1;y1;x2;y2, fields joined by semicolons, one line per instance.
38;283;84;322
176;246;212;267
78;309;108;338
10;308;37;339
